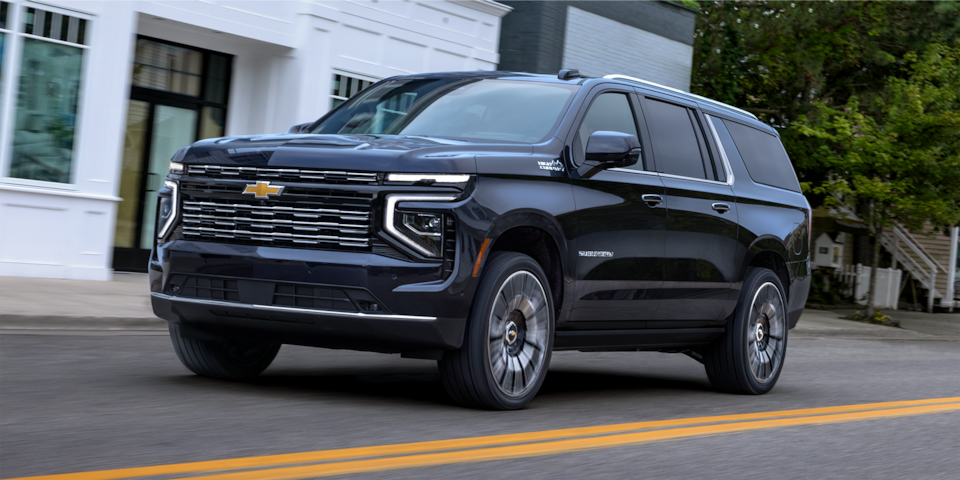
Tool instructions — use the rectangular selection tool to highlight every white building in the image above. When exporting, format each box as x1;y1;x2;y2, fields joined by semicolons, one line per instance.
0;0;510;279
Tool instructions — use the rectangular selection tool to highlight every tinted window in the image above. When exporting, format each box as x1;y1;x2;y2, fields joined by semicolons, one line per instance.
313;78;578;144
723;119;802;192
575;93;642;169
645;99;707;179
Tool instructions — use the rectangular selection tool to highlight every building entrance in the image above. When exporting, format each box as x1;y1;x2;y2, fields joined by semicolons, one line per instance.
112;37;231;271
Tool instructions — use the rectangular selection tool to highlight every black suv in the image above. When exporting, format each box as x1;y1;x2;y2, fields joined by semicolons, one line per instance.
151;70;811;410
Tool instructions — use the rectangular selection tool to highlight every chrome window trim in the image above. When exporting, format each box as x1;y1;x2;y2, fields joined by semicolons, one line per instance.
658;172;730;186
705;114;736;187
608;168;660;176
151;293;438;321
384;194;457;257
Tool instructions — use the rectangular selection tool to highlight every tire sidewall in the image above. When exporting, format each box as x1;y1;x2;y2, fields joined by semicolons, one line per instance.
467;252;555;409
732;267;788;394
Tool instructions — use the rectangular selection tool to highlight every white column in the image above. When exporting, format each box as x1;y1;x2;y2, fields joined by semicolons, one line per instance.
946;226;958;312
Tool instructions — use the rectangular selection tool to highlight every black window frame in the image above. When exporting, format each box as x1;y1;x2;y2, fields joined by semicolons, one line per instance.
564;84;654;173
638;93;726;183
720;117;802;193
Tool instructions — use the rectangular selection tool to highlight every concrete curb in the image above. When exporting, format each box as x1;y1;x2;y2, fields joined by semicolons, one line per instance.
0;314;167;332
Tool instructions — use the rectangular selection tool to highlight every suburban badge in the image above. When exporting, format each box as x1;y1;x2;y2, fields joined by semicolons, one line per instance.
242;181;284;199
579;251;614;258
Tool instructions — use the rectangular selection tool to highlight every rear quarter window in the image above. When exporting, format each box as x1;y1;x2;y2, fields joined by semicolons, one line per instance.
722;119;801;192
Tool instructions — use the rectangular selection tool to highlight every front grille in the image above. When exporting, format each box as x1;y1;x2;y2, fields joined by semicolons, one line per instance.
179;180;376;250
185;165;378;185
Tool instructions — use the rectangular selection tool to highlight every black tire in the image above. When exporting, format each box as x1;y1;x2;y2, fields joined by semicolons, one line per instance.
439;252;555;410
703;267;788;395
168;323;281;380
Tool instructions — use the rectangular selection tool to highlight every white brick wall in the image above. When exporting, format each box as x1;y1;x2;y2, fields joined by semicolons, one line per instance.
562;6;693;91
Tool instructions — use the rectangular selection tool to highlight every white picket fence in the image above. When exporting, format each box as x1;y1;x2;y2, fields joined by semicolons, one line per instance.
833;264;902;309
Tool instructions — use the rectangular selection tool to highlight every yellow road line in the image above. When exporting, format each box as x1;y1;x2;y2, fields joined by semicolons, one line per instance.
184;402;960;480
11;397;960;480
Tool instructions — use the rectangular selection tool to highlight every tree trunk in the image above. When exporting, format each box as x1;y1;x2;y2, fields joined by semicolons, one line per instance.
866;223;883;314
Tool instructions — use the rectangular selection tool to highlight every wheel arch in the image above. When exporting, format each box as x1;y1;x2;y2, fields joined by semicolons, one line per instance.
481;210;568;315
744;248;790;302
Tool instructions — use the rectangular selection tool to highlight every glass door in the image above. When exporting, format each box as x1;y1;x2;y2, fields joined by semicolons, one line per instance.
139;105;197;249
112;36;231;272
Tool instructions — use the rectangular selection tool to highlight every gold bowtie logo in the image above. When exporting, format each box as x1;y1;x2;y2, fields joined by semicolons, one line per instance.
243;181;284;199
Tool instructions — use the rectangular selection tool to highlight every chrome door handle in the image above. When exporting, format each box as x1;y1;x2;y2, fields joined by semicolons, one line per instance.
641;194;663;207
712;203;730;213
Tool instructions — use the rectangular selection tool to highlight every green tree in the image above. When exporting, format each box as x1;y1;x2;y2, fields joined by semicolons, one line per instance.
794;43;960;312
691;0;960;190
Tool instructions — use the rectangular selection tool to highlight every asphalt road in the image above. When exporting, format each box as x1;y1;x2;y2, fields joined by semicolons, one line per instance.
1;332;958;479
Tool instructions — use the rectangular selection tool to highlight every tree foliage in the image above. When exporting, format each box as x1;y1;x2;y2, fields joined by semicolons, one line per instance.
691;0;960;191
691;1;960;311
796;43;960;234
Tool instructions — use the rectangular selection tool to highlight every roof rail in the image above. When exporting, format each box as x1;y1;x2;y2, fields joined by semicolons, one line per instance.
603;74;758;120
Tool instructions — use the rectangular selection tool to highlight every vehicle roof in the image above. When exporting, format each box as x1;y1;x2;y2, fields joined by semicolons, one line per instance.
387;71;774;135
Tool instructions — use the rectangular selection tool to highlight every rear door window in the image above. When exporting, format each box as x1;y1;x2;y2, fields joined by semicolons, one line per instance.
644;98;708;180
722;119;802;192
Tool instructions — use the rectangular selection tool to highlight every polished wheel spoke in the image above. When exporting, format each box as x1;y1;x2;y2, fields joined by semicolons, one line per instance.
487;270;549;397
745;282;786;384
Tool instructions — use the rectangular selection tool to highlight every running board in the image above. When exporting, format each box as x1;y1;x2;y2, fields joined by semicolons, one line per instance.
553;328;724;351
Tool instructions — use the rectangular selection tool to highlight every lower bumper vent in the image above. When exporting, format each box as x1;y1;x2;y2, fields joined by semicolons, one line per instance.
165;274;387;314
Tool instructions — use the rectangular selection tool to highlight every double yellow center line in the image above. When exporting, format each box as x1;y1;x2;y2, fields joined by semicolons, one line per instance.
14;397;960;480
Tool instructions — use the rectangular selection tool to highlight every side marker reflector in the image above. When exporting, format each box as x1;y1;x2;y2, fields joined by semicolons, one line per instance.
472;238;491;277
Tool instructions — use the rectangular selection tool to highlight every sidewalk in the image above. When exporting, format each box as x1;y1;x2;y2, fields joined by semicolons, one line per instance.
1;275;958;340
0;274;164;335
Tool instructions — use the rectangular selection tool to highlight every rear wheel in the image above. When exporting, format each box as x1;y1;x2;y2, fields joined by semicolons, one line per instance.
439;252;554;410
169;323;280;380
703;267;788;394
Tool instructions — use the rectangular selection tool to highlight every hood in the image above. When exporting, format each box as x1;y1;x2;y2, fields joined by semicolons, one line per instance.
180;134;536;174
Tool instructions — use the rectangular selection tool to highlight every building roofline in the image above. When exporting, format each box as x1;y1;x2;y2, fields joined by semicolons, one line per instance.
448;0;513;18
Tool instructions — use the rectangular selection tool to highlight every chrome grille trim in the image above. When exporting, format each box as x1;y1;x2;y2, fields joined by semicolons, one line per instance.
181;200;371;248
185;165;378;184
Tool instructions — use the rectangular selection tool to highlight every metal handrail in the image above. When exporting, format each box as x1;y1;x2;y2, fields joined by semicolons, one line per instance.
893;225;946;273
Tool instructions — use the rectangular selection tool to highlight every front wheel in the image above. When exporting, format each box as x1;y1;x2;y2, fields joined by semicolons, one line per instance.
439;252;554;410
703;267;788;395
169;323;281;380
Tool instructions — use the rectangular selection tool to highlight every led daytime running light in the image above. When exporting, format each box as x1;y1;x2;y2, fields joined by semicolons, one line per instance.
384;194;456;257
157;180;179;239
387;173;470;183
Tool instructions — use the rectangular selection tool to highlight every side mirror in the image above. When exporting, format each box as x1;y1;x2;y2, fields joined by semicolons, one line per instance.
585;131;642;168
286;122;312;134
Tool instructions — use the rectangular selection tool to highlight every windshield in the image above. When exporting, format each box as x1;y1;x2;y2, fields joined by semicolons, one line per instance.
311;78;579;143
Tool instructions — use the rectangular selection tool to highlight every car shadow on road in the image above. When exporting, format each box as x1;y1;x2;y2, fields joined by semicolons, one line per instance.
538;369;712;398
164;365;712;408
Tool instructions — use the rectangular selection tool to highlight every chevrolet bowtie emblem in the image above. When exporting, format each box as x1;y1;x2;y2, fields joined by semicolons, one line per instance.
243;181;284;199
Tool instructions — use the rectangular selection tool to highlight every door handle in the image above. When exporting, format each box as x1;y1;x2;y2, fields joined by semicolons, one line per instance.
712;203;731;213
641;194;663;207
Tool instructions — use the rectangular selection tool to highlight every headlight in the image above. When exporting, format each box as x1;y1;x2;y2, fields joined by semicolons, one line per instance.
384;194;456;257
168;161;184;172
157;180;179;240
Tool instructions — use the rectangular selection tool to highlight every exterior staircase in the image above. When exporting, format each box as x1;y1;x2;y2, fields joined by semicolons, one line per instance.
880;225;948;312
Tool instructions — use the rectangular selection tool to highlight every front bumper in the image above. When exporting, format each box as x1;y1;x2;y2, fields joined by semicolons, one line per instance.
151;293;465;353
150;240;473;353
